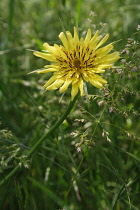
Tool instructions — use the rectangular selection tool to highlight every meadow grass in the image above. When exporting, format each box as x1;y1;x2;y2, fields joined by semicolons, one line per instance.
0;0;140;209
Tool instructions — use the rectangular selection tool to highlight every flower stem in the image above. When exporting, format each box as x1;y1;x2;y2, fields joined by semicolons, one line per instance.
27;94;78;159
0;95;78;186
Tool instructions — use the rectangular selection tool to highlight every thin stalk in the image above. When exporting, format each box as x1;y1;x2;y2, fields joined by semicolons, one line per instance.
27;94;78;159
0;95;78;186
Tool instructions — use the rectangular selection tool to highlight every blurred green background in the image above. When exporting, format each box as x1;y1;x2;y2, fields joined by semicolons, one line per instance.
0;0;140;209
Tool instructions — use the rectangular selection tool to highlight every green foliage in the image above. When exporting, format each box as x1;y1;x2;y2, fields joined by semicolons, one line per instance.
0;0;140;209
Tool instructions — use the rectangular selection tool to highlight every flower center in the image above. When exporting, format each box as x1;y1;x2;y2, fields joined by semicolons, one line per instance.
73;58;81;70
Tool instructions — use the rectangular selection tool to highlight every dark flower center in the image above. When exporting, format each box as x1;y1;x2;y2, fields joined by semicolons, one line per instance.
73;58;81;70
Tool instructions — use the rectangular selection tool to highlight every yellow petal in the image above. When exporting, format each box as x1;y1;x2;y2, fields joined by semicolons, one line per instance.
74;27;79;43
95;34;109;50
71;82;79;100
84;28;92;43
97;64;113;70
43;43;57;54
59;80;71;93
80;37;84;43
94;69;106;73
46;79;64;90
43;42;51;50
59;32;69;50
65;31;74;49
33;51;57;62
78;78;84;96
44;64;59;68
95;43;113;57
43;76;57;88
89;79;103;89
90;30;100;46
88;73;107;88
37;68;59;73
91;65;113;73
54;44;68;59
97;77;107;84
102;52;120;64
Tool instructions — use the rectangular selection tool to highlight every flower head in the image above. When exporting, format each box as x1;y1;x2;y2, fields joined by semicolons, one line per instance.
33;27;120;100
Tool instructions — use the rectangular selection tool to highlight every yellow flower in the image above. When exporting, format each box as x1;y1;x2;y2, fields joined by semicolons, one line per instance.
33;27;120;100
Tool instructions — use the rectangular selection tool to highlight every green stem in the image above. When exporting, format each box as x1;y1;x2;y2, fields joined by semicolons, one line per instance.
27;94;78;159
0;95;78;187
0;165;20;186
